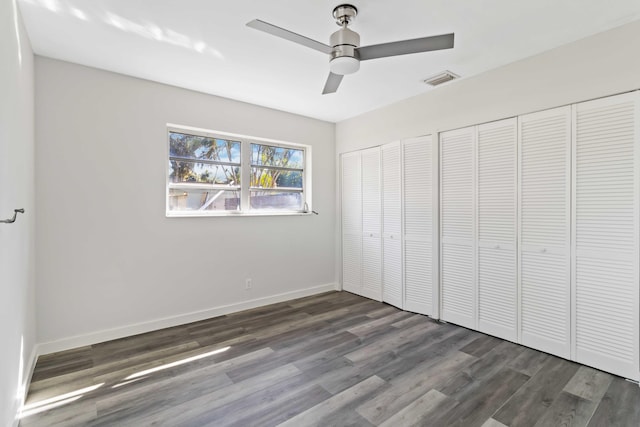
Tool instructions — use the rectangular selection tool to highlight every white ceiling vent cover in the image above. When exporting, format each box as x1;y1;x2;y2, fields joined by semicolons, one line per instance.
424;70;459;86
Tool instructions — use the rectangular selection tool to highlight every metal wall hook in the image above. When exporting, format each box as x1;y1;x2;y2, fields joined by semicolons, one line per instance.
1;208;25;224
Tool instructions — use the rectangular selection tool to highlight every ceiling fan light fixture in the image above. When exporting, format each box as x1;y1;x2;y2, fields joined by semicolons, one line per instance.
330;56;360;75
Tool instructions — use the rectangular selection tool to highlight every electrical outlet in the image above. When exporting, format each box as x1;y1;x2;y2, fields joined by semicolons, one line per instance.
245;278;252;290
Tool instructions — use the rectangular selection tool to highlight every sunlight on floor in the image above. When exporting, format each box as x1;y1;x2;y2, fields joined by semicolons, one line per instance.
111;377;144;389
20;383;104;418
125;346;231;380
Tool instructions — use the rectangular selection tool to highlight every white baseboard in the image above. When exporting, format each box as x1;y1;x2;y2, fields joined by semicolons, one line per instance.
37;283;340;356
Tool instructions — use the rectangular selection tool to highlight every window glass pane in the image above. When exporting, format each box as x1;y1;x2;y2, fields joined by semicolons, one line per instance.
251;143;303;169
169;161;240;185
251;168;302;189
250;191;302;210
169;189;240;212
170;132;240;163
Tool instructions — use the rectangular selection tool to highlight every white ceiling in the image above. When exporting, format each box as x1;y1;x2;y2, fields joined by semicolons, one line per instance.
17;0;640;122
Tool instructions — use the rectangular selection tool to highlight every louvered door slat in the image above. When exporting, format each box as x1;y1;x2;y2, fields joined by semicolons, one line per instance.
404;138;432;236
383;143;402;236
479;247;517;338
362;235;382;301
362;148;381;235
573;92;639;380
441;127;475;328
521;251;569;349
341;152;362;294
383;238;402;307
403;136;435;316
360;147;382;301
442;243;474;324
519;106;571;358
405;240;432;311
382;142;402;309
477;118;517;341
342;234;362;295
342;152;361;235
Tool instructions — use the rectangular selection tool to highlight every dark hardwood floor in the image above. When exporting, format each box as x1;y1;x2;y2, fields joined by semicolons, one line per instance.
20;291;640;426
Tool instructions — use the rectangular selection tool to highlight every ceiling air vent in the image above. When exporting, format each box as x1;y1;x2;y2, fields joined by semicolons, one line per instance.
424;70;459;87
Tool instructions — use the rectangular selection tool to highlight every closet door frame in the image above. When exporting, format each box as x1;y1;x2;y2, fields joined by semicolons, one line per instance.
434;138;440;319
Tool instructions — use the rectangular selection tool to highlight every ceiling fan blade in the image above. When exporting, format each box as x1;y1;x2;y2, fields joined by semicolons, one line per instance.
322;72;344;94
247;19;333;55
357;33;454;61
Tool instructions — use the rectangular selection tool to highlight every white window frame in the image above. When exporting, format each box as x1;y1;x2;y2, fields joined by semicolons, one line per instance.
166;124;312;217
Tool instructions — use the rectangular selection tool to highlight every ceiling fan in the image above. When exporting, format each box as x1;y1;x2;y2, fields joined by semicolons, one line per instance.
247;4;454;94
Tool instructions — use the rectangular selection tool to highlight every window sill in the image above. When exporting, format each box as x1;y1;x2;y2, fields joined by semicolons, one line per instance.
166;211;316;218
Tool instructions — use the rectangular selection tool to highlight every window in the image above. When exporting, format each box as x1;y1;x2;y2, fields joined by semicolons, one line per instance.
250;143;304;211
167;126;310;216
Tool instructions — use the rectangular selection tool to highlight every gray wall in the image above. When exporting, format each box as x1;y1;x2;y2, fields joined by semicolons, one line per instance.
35;58;336;351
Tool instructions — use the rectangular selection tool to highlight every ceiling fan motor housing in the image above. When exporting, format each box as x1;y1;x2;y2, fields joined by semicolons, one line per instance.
329;27;360;75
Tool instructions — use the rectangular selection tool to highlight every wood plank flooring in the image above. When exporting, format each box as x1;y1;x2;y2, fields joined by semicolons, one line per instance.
20;291;640;426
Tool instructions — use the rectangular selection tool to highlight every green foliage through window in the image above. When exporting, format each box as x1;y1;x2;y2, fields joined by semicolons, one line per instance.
250;143;303;189
169;132;241;185
167;128;307;214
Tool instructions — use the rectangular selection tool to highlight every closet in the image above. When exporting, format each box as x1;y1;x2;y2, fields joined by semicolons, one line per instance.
439;118;517;339
341;91;639;381
341;148;382;301
341;137;438;315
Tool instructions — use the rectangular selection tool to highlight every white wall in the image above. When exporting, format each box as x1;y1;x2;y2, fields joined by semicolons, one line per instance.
35;58;336;350
0;0;36;425
336;19;640;152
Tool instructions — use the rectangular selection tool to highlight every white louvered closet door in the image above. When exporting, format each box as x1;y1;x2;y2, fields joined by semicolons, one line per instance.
403;135;437;316
361;147;383;301
440;126;476;329
382;142;403;309
477;119;517;342
572;92;639;380
341;151;362;295
519;106;571;359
